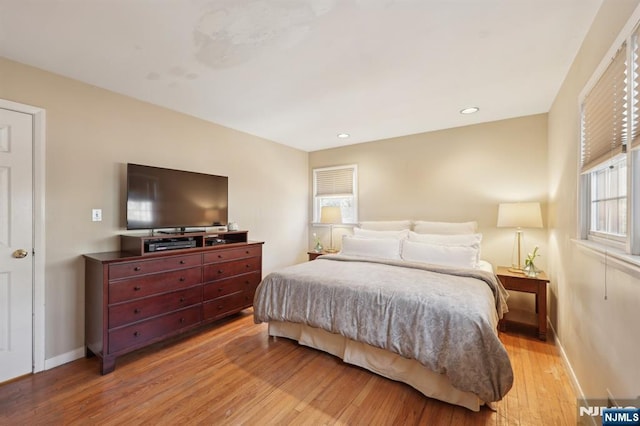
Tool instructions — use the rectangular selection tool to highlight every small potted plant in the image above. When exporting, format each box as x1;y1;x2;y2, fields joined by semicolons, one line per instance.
313;232;323;252
524;246;540;277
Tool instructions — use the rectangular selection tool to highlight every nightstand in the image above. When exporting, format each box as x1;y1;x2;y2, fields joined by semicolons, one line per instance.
496;266;549;341
307;251;328;261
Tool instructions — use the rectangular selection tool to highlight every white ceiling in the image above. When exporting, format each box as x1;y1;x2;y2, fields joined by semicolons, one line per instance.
0;0;602;152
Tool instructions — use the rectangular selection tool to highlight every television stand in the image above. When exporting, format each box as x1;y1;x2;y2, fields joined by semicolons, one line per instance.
121;230;249;256
84;230;263;374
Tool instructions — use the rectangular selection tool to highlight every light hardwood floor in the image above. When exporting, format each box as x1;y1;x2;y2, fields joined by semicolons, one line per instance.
0;310;577;425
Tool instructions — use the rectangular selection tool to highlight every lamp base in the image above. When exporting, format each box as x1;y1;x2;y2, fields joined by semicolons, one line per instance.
324;248;339;253
508;267;525;274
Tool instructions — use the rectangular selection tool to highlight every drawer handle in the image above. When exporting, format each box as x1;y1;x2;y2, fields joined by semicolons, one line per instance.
218;269;224;274
179;277;185;282
179;297;185;302
217;254;223;259
245;280;250;284
134;286;141;291
134;266;141;271
179;260;185;264
245;264;250;268
134;308;141;314
245;250;250;254
218;288;222;292
133;331;141;337
180;318;185;324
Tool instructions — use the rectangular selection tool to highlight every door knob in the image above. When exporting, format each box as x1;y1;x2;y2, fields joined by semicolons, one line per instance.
12;249;28;258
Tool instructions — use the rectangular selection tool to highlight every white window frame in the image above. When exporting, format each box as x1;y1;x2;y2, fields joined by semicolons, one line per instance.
578;13;640;256
312;164;358;225
586;155;628;248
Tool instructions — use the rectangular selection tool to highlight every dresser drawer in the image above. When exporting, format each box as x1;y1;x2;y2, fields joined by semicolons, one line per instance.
244;287;258;307
203;257;261;281
108;286;202;329
109;266;202;304
108;306;201;354
203;292;252;321
203;245;262;264
109;254;201;280
203;276;243;300
203;272;261;301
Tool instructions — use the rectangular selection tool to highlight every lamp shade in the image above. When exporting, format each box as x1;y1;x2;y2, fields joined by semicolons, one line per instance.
320;206;342;224
497;202;543;228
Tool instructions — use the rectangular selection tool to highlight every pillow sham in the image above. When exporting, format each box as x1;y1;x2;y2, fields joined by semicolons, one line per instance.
412;220;478;235
340;235;402;260
408;231;481;264
401;239;478;269
353;228;409;240
359;220;412;231
408;231;482;246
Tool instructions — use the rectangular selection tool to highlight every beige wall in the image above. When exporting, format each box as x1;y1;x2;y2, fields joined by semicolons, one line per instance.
548;0;640;403
309;114;549;270
0;57;309;362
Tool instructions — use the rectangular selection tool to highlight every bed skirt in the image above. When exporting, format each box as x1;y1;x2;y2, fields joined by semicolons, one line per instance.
268;321;487;412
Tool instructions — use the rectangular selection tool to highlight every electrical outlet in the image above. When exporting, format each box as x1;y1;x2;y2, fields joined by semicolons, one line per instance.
92;209;102;222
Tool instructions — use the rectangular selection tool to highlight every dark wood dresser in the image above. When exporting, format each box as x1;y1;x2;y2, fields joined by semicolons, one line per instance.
84;231;263;374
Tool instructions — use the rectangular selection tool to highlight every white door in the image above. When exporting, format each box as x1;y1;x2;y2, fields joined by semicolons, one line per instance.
0;108;34;382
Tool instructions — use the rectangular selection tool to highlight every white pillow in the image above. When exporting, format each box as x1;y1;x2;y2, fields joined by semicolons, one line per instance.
340;236;402;260
408;232;482;265
354;228;409;240
359;220;412;231
412;220;478;235
401;240;478;269
408;231;482;246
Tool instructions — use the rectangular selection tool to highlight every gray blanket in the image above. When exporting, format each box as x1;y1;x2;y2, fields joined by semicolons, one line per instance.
253;255;514;402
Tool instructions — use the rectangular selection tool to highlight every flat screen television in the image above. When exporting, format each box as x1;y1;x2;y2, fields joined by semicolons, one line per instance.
126;163;228;231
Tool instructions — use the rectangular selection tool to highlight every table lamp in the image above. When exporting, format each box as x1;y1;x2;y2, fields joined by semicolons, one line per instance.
497;202;543;272
320;206;342;253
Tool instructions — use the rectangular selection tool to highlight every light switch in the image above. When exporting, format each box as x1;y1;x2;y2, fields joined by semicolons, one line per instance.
92;209;102;222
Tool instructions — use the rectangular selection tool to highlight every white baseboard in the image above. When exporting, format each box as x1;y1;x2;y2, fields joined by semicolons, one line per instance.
44;346;85;370
548;320;585;400
548;321;595;425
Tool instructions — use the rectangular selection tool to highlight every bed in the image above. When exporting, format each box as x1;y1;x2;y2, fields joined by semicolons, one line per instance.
252;222;514;411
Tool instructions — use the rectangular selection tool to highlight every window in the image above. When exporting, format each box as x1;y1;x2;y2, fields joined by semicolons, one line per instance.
312;165;358;224
589;155;627;239
579;20;640;254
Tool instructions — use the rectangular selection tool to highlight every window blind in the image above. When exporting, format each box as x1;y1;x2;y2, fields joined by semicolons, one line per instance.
632;28;640;150
581;42;628;172
314;166;356;196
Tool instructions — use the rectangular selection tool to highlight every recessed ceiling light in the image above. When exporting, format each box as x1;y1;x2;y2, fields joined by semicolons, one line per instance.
337;133;350;139
460;107;479;115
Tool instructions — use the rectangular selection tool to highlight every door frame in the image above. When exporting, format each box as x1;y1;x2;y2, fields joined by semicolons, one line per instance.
0;99;46;373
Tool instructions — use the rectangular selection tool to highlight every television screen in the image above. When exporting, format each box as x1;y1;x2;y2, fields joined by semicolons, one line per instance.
126;163;228;230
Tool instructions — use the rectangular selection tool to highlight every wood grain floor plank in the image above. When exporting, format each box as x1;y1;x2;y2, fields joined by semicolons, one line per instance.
0;309;577;425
